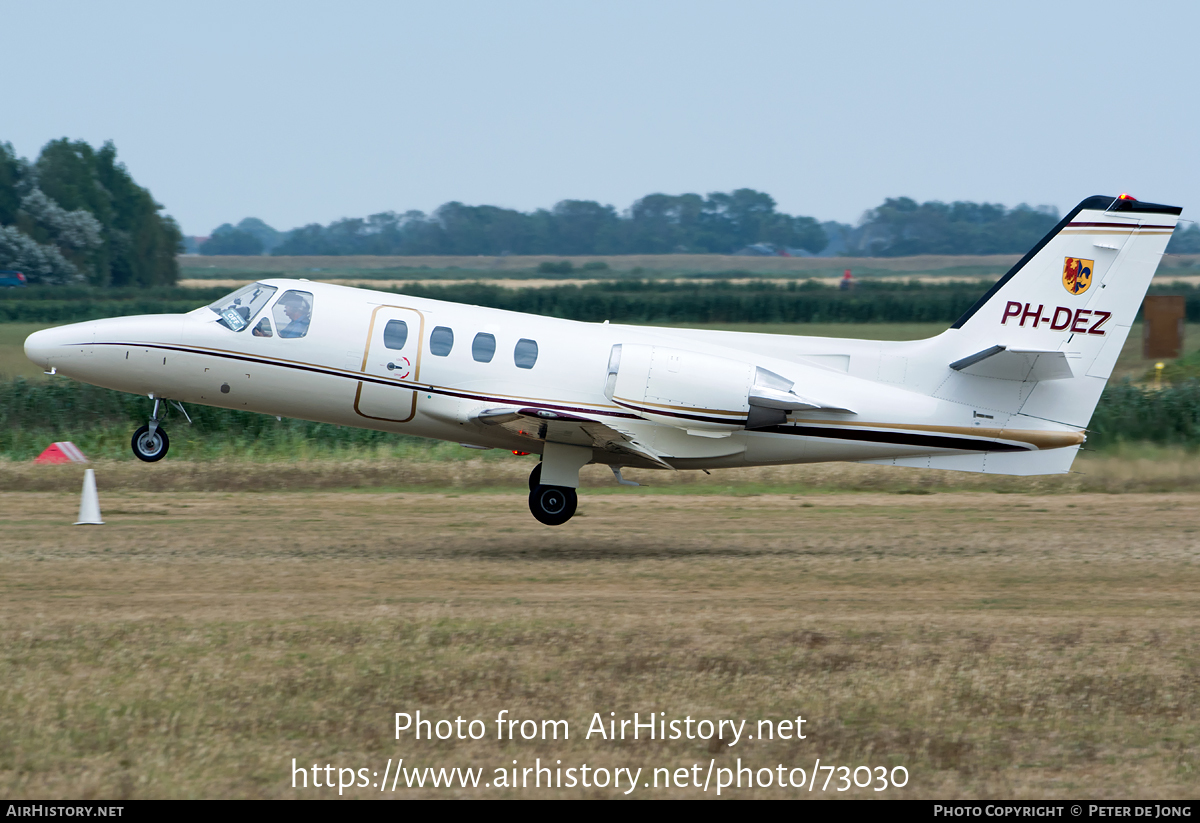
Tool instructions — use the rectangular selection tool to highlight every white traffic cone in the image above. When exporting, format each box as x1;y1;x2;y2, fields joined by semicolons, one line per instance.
74;468;104;525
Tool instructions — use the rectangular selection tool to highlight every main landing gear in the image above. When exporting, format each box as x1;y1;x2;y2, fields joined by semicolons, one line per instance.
131;397;189;462
525;443;592;526
527;463;577;526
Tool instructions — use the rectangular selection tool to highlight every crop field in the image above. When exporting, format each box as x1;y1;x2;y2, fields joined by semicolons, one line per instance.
1;473;1197;799
178;252;1026;279
177;252;1200;280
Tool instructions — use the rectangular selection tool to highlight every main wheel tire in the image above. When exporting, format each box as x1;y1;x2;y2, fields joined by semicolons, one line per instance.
528;484;577;526
131;424;169;462
528;463;542;491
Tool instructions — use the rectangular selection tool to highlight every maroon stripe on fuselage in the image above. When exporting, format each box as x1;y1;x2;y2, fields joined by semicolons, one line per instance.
90;341;1033;454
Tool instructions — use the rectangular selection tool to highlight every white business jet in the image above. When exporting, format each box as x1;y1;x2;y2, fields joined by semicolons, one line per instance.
24;195;1180;525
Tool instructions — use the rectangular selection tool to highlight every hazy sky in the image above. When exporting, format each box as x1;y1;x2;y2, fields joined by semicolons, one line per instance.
5;1;1197;235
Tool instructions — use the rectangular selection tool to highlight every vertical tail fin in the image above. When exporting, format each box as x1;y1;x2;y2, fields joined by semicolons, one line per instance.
946;194;1181;428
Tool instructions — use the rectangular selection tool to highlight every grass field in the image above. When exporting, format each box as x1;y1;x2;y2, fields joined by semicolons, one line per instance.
1;482;1196;799
2;447;1200;493
0;323;52;381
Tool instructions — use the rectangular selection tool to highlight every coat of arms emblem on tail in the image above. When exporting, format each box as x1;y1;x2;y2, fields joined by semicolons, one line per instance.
1062;257;1093;295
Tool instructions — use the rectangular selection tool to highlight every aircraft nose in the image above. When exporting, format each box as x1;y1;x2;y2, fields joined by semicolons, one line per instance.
24;323;94;370
23;328;55;369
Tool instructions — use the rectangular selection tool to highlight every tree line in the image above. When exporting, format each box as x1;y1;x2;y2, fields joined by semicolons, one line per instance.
203;189;830;257
0;140;181;285
205;194;1200;259
207;193;1070;259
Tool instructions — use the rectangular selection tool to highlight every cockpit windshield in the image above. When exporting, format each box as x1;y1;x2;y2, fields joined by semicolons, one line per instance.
208;283;278;331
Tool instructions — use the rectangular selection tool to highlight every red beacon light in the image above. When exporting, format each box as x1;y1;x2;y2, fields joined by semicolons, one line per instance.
1118;193;1137;201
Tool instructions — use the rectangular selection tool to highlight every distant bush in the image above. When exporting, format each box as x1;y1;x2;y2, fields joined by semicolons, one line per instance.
537;261;574;275
1087;380;1200;448
1154;350;1200;384
0;284;221;322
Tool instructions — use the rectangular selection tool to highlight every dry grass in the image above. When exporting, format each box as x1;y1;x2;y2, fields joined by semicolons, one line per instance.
2;448;1199;494
0;483;1198;798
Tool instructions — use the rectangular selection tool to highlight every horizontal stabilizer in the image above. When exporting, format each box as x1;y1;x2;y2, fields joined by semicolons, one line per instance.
950;345;1076;382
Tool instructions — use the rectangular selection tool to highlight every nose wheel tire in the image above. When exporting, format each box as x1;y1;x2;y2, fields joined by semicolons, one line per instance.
528;463;542;491
528;484;577;526
131;424;169;462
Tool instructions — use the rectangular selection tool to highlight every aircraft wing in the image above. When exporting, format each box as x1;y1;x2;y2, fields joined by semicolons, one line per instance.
471;407;675;468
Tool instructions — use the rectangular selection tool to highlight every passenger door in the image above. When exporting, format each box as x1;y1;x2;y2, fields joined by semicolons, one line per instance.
354;305;425;423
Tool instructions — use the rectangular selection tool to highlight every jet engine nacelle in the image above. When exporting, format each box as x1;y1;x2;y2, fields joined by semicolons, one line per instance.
604;343;815;431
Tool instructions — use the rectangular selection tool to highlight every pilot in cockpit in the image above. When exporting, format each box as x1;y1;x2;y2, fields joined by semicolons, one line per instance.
277;292;312;339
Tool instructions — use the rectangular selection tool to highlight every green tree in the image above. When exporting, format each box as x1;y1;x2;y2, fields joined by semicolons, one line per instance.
1167;223;1200;254
35;139;181;286
853;197;1059;256
234;218;283;252
546;200;622;254
0;142;21;227
201;224;265;255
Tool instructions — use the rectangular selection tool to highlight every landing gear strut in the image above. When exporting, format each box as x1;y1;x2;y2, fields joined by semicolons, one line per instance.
131;398;170;462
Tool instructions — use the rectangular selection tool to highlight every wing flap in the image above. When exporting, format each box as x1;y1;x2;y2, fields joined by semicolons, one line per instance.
471;406;675;468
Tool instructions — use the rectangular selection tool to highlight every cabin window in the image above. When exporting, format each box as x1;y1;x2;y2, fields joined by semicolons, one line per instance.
383;319;408;350
472;332;496;363
272;290;314;339
252;317;273;338
514;338;538;369
430;326;454;356
209;283;277;331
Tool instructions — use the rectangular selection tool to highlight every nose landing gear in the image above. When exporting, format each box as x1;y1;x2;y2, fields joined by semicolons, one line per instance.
131;398;170;462
131;424;169;462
